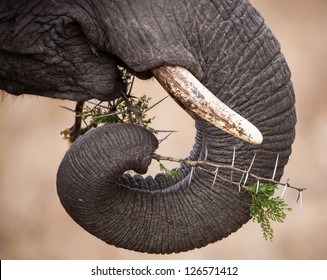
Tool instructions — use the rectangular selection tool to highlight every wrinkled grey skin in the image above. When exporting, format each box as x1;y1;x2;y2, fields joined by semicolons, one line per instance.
0;0;296;253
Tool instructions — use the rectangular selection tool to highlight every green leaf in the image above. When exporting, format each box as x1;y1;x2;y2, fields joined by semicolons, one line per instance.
244;183;292;241
159;163;182;179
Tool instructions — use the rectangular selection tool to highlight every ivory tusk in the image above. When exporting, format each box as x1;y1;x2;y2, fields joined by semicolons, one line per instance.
152;65;263;145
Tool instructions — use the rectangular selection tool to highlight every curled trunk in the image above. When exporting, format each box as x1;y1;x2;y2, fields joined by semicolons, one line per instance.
57;123;252;253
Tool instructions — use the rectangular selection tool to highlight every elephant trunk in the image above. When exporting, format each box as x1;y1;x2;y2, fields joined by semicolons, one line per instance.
57;123;251;254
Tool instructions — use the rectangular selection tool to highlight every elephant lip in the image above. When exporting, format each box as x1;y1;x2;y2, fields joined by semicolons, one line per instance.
152;65;263;145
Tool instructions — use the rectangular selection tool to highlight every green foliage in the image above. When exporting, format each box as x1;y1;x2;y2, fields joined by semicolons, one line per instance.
82;68;154;129
61;127;77;144
159;163;182;179
81;95;155;129
118;67;133;86
61;68;156;144
244;183;292;241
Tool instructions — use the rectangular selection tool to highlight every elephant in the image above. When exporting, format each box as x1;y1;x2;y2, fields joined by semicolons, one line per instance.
0;0;296;254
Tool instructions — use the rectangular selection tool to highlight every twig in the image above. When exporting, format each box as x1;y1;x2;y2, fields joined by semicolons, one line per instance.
64;101;84;142
86;100;110;110
144;96;169;113
121;87;145;127
153;129;178;133
78;111;122;120
152;153;306;194
59;105;76;113
158;131;175;144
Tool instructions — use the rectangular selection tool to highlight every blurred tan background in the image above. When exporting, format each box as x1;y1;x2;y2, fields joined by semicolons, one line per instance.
0;0;326;259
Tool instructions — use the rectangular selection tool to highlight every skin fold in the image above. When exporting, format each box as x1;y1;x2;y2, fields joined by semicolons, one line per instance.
0;0;296;253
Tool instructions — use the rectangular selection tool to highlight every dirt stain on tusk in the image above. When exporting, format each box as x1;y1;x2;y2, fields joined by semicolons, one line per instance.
152;65;263;145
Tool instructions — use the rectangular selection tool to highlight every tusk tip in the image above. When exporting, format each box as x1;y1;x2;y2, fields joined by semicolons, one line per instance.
245;127;263;145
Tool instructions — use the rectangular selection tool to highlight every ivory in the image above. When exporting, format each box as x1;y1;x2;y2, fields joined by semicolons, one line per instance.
152;65;263;145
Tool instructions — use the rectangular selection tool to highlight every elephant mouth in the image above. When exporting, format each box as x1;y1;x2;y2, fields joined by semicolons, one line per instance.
152;65;263;145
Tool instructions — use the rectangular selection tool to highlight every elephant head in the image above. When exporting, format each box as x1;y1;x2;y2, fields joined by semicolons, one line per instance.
0;0;296;254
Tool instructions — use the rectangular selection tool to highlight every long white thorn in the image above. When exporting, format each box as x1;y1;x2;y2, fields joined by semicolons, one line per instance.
281;184;288;197
230;146;236;183
211;168;219;188
272;153;280;180
243;152;256;186
297;191;303;209
243;172;249;186
204;141;208;162
256;180;260;194
232;146;236;167
188;167;195;186
248;152;257;173
281;179;289;198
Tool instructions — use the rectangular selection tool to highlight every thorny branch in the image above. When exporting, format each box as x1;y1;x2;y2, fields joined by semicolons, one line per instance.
152;150;305;241
152;153;306;202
